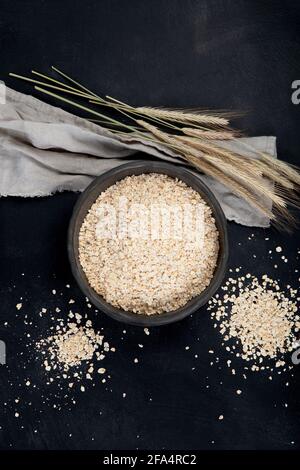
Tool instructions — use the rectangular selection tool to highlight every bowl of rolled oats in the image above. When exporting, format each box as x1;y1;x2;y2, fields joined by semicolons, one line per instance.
68;161;228;326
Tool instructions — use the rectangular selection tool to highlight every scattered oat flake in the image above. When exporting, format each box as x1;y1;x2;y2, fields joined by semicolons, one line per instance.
209;273;299;373
35;310;113;393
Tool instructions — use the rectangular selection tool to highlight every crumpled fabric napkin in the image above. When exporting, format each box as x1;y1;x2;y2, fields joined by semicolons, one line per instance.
0;87;277;227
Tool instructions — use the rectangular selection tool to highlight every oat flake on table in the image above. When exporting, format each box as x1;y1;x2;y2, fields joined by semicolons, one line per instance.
209;273;300;372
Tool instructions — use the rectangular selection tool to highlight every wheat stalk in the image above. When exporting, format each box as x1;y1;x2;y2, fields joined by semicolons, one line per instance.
176;135;262;176
261;152;300;187
136;107;229;127
137;120;300;226
9;67;300;228
181;128;235;140
186;153;275;220
177;135;298;192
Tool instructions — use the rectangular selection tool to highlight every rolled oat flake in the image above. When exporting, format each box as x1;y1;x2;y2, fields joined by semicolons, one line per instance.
79;173;219;315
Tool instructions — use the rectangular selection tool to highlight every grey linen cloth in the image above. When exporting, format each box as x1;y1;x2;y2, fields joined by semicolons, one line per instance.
0;87;277;227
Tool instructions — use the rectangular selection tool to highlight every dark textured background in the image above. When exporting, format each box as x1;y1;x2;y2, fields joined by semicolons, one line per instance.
0;0;300;451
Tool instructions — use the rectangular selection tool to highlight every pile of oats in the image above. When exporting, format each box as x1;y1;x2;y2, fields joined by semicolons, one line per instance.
36;312;113;387
209;274;300;370
79;173;219;315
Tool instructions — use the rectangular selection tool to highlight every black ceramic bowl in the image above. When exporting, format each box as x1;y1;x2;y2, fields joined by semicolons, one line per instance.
68;161;228;326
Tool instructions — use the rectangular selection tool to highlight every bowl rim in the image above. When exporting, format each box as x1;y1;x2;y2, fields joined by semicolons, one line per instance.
68;160;228;326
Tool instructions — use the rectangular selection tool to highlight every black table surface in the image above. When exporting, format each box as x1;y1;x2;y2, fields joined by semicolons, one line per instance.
0;0;300;451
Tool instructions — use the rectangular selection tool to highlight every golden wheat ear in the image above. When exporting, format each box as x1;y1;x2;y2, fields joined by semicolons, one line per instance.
9;67;300;229
137;120;276;218
181;128;237;140
260;153;300;188
136;107;230;127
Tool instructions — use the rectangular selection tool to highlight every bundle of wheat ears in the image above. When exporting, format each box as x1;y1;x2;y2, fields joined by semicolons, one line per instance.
10;67;300;229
